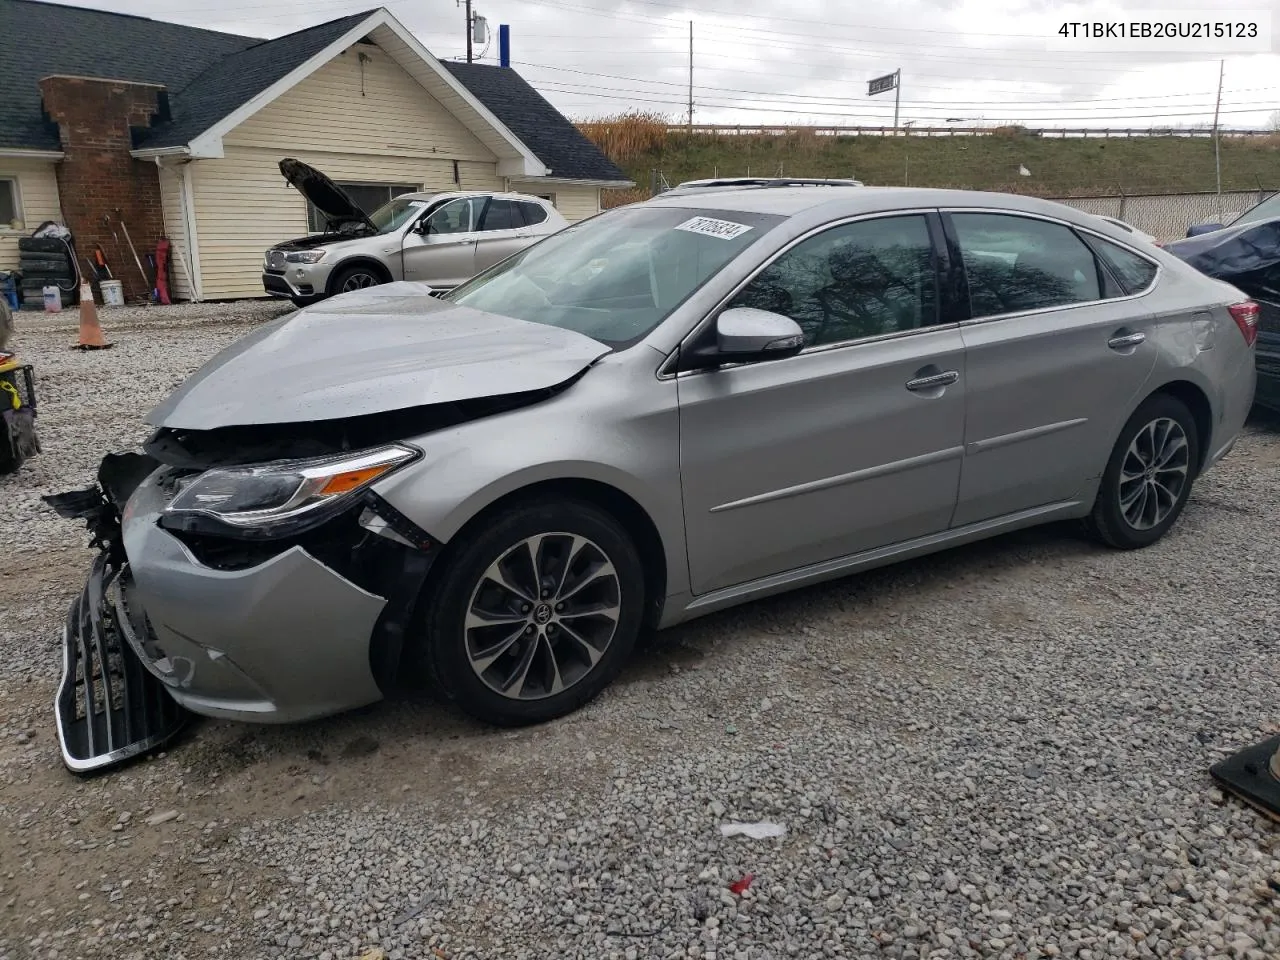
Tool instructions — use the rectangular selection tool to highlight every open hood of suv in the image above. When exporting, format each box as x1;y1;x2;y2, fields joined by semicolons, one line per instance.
278;158;376;232
145;283;613;431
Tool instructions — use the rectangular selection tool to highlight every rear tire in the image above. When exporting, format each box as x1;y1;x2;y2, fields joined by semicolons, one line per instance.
417;498;646;726
1084;393;1200;550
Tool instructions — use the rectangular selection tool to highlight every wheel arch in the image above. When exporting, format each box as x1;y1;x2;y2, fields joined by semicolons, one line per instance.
325;257;392;295
1143;378;1214;472
426;477;669;630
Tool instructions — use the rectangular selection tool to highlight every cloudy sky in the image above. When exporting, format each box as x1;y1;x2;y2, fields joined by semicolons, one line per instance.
47;0;1280;129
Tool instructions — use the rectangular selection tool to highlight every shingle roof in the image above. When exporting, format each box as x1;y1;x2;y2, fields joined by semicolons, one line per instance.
443;61;629;183
0;0;254;151
136;11;376;149
2;0;628;185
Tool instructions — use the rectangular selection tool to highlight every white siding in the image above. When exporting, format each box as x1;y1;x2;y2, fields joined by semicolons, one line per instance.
192;39;516;300
224;45;496;162
0;159;62;274
188;41;612;298
157;163;195;301
511;182;601;223
192;147;502;300
549;185;601;222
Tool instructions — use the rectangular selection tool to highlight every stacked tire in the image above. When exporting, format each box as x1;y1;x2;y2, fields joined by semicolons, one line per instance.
17;237;78;310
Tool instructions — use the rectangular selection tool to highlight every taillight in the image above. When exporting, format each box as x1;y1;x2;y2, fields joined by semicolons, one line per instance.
1228;301;1260;347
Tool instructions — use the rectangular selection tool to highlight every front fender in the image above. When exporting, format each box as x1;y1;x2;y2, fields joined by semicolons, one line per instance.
369;352;690;597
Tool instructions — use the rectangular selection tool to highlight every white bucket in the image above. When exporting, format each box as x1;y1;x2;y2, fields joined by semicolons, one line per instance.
42;285;61;313
100;280;124;307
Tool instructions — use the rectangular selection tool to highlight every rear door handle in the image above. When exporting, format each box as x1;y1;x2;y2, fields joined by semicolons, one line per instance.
905;370;959;391
1108;331;1146;350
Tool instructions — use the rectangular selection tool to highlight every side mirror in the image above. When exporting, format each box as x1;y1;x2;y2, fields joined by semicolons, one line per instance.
680;307;805;371
1186;222;1225;237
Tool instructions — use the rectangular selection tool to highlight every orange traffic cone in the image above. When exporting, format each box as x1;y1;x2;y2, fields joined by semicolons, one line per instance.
71;280;113;350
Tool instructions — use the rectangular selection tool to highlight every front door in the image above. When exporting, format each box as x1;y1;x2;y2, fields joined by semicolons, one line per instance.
473;198;534;273
677;213;968;596
945;210;1160;527
402;197;482;289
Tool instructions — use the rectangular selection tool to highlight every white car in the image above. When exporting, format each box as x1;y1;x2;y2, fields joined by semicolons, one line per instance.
262;159;568;304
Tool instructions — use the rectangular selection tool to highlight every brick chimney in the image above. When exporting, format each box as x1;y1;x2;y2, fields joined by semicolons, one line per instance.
39;76;168;303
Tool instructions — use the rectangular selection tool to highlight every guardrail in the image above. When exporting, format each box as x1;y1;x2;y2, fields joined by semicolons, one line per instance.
665;125;1270;138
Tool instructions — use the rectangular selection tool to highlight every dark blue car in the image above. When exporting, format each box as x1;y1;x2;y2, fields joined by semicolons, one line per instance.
1185;191;1280;237
1165;220;1280;412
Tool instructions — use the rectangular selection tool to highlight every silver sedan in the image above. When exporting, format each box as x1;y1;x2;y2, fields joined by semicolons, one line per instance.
49;185;1257;771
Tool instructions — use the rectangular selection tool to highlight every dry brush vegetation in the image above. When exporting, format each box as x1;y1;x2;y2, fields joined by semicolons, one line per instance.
576;110;1280;207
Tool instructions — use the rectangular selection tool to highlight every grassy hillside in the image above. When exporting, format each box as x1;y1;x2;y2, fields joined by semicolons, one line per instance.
577;113;1280;206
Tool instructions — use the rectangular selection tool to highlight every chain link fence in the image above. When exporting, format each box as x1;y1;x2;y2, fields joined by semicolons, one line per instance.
1046;189;1276;243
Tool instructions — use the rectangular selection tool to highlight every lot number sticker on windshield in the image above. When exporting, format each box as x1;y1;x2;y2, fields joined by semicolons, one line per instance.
674;216;754;240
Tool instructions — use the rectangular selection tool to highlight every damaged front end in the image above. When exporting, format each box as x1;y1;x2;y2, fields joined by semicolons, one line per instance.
44;453;189;774
44;427;443;775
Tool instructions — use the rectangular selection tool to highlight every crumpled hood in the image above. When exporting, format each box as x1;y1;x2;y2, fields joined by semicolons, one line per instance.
146;282;612;431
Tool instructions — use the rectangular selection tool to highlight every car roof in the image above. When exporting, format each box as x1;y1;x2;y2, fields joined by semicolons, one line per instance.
641;185;1114;221
669;177;865;192
397;190;550;203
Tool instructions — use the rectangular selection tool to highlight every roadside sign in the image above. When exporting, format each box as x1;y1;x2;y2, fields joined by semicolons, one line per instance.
868;72;898;96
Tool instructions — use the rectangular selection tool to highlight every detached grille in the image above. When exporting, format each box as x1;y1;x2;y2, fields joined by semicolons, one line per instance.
265;250;287;272
55;554;188;773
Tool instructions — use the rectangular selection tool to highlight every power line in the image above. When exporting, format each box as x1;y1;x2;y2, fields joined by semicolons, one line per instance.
510;60;1280;110
521;77;1276;117
500;48;1242;98
537;82;1278;121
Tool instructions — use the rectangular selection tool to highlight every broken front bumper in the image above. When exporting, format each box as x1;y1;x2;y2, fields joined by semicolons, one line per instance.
47;452;436;773
56;552;189;773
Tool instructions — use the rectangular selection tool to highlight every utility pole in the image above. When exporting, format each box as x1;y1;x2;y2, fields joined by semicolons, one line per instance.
465;0;474;63
1213;59;1224;220
687;21;694;134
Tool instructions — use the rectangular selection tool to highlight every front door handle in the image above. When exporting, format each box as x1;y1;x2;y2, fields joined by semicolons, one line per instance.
1108;331;1146;350
905;370;959;391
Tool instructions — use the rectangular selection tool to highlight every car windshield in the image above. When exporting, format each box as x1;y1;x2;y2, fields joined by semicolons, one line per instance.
440;205;784;347
368;196;427;234
1232;192;1280;227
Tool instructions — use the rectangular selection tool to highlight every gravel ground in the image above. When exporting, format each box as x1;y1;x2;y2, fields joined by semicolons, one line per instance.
2;301;1280;960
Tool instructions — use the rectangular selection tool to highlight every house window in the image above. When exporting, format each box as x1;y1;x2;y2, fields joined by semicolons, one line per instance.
307;182;419;232
0;178;18;228
535;193;557;207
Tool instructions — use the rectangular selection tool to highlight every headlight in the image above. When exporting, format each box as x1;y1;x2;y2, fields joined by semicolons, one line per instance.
285;250;327;264
163;445;418;535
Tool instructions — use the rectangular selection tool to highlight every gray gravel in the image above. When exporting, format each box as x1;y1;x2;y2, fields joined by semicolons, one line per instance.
2;300;1280;960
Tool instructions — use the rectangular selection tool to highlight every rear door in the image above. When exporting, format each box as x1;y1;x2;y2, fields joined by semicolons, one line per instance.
945;210;1160;527
402;197;481;288
473;199;534;273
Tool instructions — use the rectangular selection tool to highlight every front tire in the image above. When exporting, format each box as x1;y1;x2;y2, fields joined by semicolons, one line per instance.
1084;393;1200;550
418;498;646;726
330;265;384;295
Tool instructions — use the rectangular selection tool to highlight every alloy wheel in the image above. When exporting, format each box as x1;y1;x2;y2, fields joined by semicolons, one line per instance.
464;533;622;700
340;272;379;292
1118;416;1190;531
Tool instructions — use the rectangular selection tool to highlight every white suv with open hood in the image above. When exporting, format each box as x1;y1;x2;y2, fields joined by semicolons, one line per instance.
262;158;568;304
